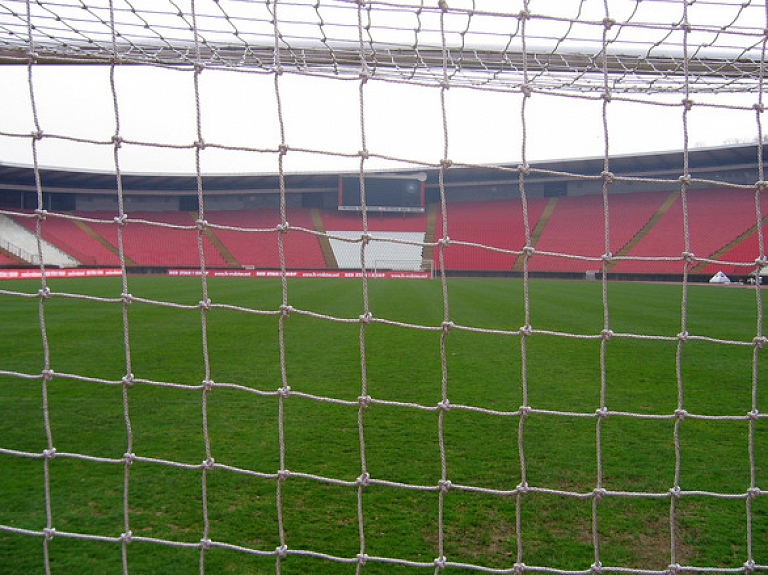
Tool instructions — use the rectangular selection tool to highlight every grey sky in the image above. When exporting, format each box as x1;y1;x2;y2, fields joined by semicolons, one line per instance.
0;0;764;175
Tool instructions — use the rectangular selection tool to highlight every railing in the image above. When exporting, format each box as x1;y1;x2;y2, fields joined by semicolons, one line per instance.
0;239;39;265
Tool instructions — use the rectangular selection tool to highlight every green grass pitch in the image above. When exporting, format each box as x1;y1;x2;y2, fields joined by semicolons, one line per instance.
0;276;766;573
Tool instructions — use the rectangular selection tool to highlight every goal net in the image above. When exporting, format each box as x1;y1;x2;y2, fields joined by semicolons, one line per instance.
0;1;766;574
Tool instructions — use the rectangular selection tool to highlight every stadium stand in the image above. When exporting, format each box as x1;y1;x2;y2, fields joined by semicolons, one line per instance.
613;188;759;275
328;230;426;270
319;211;428;270
10;211;121;266
530;191;670;273
62;211;228;268
0;252;19;265
0;213;80;267
205;208;326;269
1;180;764;276
698;222;768;277
122;212;229;268
435;198;550;271
319;210;427;233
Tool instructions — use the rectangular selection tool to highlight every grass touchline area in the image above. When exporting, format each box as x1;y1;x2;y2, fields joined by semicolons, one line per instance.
0;276;765;574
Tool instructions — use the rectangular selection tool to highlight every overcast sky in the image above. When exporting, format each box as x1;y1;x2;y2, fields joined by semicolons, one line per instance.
0;63;761;176
0;0;764;176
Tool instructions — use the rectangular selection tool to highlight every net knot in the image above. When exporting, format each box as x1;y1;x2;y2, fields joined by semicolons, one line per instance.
280;305;294;317
276;222;290;233
120;530;132;544
744;559;757;573
359;312;373;324
202;379;214;391
669;486;682;500
34;208;48;220
278;144;288;155
194;62;205;74
520;84;532;98
43;527;56;540
748;409;760;420
518;164;531;175
277;469;291;482
123;452;135;466
358;149;370;160
438;0;449;12
439;236;451;247
357;472;370;487
754;103;765;113
438;399;451;412
602;17;615;29
592;487;607;500
514;562;526;575
518;406;532;418
595;406;609;419
121;293;132;305
111;135;123;148
758;182;768;192
516;482;529;495
682;99;694;112
601;252;613;263
42;448;56;460
438;479;452;493
682;251;696;264
200;538;211;550
669;562;682;575
754;336;767;349
754;257;768;268
196;219;208;231
517;9;530;21
38;287;51;299
601;171;614;183
520;324;533;337
114;214;128;227
601;91;612;103
434;555;448;570
41;369;54;380
591;561;603;575
747;487;761;500
522;246;535;258
275;544;288;558
199;299;211;311
601;329;614;341
202;457;215;470
674;408;688;420
277;385;291;398
31;130;44;141
358;395;372;409
356;553;369;565
440;159;453;171
677;331;689;342
441;321;454;333
358;71;370;83
122;373;134;387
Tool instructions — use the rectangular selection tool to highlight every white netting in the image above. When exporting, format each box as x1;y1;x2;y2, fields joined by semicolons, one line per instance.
0;0;764;94
0;1;767;574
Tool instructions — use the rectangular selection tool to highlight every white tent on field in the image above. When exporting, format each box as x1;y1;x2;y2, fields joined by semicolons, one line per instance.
709;271;731;284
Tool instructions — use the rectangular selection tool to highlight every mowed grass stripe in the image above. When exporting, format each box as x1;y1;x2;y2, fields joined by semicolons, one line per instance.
0;277;765;573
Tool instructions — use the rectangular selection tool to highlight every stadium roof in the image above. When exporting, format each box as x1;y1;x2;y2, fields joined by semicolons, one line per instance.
0;143;765;197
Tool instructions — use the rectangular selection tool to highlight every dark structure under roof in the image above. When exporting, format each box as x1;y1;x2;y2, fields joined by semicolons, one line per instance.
0;143;765;213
